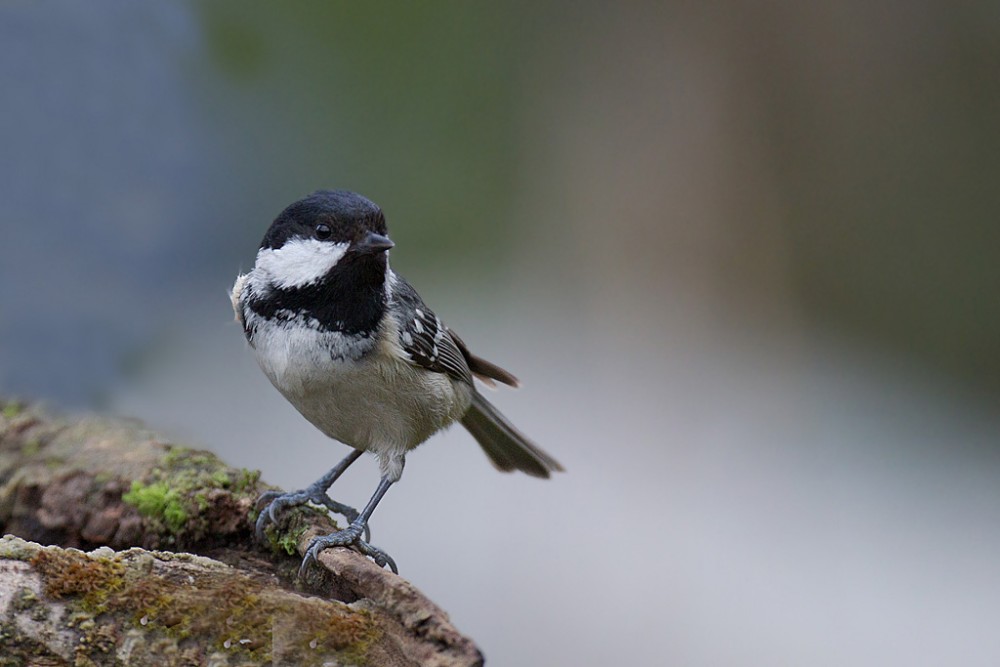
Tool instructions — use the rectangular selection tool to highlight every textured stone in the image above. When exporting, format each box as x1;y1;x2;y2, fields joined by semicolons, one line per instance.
0;400;483;667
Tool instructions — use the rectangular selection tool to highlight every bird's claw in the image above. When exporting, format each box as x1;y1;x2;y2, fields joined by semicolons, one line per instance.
255;488;369;544
309;495;370;541
298;525;398;577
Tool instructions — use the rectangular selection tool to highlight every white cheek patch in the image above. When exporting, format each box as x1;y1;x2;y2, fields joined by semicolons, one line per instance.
254;238;349;289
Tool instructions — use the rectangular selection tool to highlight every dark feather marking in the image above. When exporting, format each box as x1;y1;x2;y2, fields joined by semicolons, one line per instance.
391;276;522;389
392;277;473;384
461;392;564;477
447;330;520;387
247;253;387;336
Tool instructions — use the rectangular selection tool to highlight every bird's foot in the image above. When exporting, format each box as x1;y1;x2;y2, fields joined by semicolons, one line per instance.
255;485;369;544
299;522;398;576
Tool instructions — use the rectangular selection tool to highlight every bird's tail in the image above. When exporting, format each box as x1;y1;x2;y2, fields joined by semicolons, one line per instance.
461;392;563;478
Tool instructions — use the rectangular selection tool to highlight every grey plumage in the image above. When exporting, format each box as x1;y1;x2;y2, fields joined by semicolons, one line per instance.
461;391;563;478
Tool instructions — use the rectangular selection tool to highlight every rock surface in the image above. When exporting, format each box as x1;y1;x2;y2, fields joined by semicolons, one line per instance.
0;399;483;667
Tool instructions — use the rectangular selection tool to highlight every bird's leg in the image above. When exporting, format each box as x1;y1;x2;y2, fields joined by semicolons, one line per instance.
255;449;369;543
299;476;397;575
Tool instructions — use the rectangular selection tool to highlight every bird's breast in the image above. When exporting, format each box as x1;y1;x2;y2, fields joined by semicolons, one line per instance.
249;314;470;452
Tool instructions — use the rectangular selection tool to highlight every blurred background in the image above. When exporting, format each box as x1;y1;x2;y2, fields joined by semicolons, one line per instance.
3;1;1000;664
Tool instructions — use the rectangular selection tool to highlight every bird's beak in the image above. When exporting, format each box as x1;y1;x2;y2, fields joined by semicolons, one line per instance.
355;231;395;254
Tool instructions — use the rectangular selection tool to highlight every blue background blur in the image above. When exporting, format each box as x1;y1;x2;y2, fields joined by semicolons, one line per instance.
3;2;1000;665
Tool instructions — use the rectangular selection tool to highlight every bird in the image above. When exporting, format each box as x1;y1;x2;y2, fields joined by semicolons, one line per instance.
231;190;562;574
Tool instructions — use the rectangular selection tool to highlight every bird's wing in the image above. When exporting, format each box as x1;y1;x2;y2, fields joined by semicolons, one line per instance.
391;276;474;384
390;275;521;388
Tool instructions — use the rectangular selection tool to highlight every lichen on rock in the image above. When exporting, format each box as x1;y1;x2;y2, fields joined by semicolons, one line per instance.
2;536;379;666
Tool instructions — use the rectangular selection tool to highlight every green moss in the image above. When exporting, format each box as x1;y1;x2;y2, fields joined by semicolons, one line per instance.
21;438;40;457
234;468;262;494
273;523;307;556
121;444;267;543
26;544;378;665
30;549;126;612
210;469;231;488
123;481;188;534
193;492;210;512
259;503;330;557
73;621;117;665
44;456;66;469
2;401;22;419
10;587;42;619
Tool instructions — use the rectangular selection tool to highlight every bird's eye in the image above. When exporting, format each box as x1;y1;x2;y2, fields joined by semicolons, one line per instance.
314;223;332;240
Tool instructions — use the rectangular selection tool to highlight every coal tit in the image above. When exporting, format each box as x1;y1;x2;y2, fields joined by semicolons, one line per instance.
231;190;562;574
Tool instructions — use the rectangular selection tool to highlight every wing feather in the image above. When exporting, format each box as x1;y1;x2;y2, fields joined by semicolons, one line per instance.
390;274;521;388
392;277;473;384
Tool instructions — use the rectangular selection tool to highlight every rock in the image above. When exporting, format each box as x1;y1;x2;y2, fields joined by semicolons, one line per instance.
0;400;483;667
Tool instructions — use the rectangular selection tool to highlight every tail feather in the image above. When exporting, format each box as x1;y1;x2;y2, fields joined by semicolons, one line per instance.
447;330;520;388
461;392;563;478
